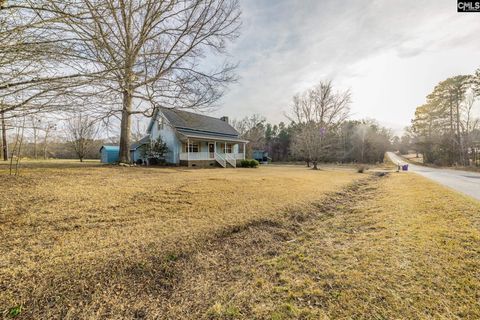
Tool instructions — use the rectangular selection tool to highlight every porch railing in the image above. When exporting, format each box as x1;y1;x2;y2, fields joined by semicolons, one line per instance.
179;152;244;161
234;153;245;160
179;152;210;161
214;152;226;167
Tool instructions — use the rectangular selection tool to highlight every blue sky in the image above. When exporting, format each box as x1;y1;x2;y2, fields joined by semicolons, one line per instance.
210;0;480;133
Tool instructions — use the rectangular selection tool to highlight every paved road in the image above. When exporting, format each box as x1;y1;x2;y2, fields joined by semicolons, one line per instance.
386;152;480;201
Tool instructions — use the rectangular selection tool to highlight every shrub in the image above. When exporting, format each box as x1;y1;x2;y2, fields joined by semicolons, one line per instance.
240;160;250;167
249;159;259;168
240;159;259;168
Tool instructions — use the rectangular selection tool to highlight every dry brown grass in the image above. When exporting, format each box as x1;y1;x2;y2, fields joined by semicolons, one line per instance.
0;161;361;319
3;161;480;319
167;173;480;319
402;153;424;163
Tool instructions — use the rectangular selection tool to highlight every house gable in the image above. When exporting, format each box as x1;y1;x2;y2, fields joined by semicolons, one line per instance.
149;110;181;164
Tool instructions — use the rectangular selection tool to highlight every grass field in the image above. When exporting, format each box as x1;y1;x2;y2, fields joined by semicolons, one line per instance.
0;161;362;319
1;161;480;319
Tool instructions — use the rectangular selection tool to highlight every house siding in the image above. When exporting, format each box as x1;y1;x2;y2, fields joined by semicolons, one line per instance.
150;112;181;164
131;149;142;162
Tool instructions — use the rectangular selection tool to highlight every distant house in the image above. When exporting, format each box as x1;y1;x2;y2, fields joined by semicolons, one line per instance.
141;107;248;168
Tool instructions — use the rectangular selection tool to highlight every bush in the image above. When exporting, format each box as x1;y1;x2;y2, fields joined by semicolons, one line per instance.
240;159;259;168
249;159;259;168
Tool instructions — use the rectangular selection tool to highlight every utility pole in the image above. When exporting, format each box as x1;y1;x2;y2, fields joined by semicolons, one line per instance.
1;112;8;161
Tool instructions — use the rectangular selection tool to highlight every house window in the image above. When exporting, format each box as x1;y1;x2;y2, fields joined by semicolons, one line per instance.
224;143;232;153
185;143;199;152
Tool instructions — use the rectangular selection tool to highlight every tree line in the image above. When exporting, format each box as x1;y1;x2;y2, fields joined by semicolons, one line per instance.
402;68;480;166
1;1;394;168
1;0;241;164
234;81;393;168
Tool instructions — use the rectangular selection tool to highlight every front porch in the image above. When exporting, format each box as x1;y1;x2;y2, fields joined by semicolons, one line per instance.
179;140;246;168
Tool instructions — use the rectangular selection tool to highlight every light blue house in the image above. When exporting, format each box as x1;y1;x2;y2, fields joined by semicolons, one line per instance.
100;145;120;163
143;107;248;168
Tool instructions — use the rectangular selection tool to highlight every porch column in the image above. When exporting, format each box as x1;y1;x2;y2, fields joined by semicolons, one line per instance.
243;143;246;160
187;138;189;162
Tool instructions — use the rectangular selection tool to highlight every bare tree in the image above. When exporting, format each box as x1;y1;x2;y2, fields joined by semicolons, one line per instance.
27;116;42;159
39;0;241;163
0;2;85;117
8;117;27;175
232;114;266;157
354;122;369;163
1;111;7;160
66;113;98;162
289;80;351;170
0;0;103;166
42;122;56;159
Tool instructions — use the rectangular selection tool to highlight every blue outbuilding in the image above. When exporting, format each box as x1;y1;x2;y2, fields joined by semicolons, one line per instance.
252;150;271;164
100;145;120;163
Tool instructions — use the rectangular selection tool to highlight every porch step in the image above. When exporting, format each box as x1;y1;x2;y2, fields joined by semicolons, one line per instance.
225;153;236;168
214;152;226;168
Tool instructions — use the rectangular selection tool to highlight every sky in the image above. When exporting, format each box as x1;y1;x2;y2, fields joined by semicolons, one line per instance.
209;0;480;134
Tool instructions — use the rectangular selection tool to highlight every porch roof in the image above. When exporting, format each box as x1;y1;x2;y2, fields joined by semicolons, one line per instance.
177;129;249;143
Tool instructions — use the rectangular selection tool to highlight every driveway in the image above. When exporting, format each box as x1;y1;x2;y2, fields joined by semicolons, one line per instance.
386;152;480;201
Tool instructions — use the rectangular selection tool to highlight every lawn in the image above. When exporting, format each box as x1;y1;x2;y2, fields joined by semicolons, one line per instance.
0;161;362;319
2;161;480;319
175;173;480;319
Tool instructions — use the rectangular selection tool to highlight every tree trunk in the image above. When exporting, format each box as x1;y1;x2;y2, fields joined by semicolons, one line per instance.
455;100;465;166
43;129;49;160
15;121;25;176
449;102;455;165
312;161;318;170
306;160;310;167
33;128;38;160
119;89;132;163
1;112;7;161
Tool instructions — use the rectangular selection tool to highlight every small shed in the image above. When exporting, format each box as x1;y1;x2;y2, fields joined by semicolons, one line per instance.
253;150;270;163
100;145;120;163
